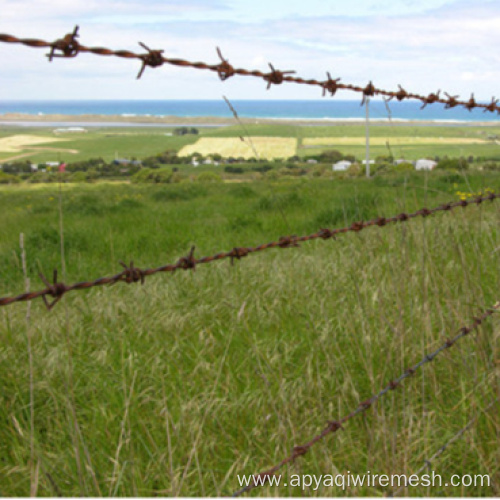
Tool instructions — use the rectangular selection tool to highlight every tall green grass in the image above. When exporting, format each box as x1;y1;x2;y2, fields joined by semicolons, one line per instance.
0;172;499;496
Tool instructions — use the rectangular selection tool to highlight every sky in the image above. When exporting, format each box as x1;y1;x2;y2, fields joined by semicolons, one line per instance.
0;0;499;101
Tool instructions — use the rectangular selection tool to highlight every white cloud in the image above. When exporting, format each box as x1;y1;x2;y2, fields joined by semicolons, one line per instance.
0;0;499;100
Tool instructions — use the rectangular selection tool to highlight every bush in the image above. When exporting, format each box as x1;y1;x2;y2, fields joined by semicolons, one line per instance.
483;162;499;171
26;172;71;183
225;166;245;174
196;172;222;183
347;164;362;177
0;172;21;184
319;149;343;163
436;158;469;171
69;171;90;183
393;162;414;173
131;168;172;184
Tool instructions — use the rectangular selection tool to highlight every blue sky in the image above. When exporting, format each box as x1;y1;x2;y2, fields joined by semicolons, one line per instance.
0;0;499;101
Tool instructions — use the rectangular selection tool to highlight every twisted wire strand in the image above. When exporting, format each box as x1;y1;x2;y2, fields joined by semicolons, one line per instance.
1;28;499;113
0;192;497;310
232;302;500;496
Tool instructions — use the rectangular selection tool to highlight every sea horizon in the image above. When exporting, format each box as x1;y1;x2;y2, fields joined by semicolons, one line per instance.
1;99;499;124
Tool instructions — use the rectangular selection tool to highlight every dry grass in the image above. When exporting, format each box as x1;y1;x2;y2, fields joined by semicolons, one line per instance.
179;137;297;160
0;134;69;153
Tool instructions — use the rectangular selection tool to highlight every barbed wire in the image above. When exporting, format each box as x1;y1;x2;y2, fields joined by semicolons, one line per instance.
231;301;500;496
1;26;500;114
389;396;499;497
0;192;497;310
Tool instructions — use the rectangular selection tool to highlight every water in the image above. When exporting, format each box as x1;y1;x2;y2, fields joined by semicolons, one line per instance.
0;99;499;123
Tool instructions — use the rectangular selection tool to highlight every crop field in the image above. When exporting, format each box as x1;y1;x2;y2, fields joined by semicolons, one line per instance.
303;136;489;147
1;122;500;164
178;137;298;159
0;170;499;496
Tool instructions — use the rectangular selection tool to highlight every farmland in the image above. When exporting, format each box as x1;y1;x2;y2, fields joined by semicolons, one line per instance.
1;122;500;165
0;168;499;496
179;137;297;160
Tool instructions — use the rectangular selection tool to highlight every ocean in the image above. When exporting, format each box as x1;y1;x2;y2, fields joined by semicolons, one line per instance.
0;99;499;123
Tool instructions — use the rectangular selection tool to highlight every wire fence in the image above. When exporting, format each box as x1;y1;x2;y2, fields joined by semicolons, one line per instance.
389;397;500;497
1;26;499;496
1;26;500;113
232;301;500;496
0;191;497;310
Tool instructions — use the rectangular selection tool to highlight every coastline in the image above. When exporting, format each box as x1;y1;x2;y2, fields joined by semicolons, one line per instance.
1;113;499;128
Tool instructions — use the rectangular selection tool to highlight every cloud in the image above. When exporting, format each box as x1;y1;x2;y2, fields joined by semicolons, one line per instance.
1;0;499;100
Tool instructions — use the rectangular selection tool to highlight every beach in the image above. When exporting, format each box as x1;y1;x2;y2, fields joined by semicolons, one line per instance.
1;112;499;128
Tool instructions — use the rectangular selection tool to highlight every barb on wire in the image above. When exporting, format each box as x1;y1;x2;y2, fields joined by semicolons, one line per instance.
3;27;500;113
321;72;342;97
0;192;498;310
215;47;235;81
46;25;80;61
263;63;295;90
39;269;68;310
232;302;500;496
389;397;500;497
136;42;164;79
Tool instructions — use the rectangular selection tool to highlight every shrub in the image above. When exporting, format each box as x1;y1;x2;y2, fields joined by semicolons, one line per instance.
0;172;21;184
347;164;362;177
196;172;222;183
393;162;414;173
436;158;469;171
69;171;90;183
131;168;172;184
483;162;499;171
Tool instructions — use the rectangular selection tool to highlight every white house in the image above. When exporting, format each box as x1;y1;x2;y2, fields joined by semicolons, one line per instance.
415;159;437;171
30;164;38;172
306;159;318;164
53;127;87;134
332;160;352;172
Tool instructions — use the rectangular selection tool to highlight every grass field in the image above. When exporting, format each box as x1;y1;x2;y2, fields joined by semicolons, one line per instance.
1;122;500;164
303;136;489;146
0;170;499;496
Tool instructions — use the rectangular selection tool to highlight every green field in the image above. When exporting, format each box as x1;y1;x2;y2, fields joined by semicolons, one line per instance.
0;170;499;496
1;122;500;164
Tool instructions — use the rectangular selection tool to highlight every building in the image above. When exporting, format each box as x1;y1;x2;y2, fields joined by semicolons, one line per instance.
53;127;87;134
332;160;352;172
415;159;437;171
306;159;318;164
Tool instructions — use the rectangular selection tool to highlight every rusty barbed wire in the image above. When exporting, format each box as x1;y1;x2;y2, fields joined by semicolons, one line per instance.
231;302;500;496
389;396;499;497
0;192;498;310
1;27;500;113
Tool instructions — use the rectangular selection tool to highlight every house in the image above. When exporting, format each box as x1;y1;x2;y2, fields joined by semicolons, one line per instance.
361;159;375;165
332;160;352;172
53;127;87;134
415;159;437;171
394;159;409;165
306;159;318;164
30;164;38;172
